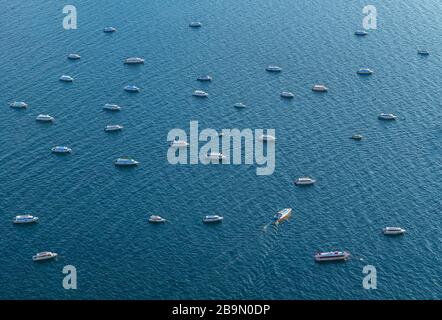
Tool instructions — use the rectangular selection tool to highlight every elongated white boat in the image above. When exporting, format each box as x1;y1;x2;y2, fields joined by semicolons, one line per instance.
67;53;81;60
52;146;72;154
357;68;374;75
124;57;145;64
105;125;123;132
59;75;74;82
33;251;58;262
354;30;368;36
103;104;122;111
206;152;225;160
103;26;117;33
9;101;28;108
417;49;429;55
149;215;166;223
114;158;139;166
312;84;328;92
193;90;208;97
383;227;406;235
281;91;295;98
273;208;292;224
294;177;316;185
36;114;54;122
378;113;397;120
234;102;247;108
189;21;202;28
259;134;276;142
314;251;350;262
13;215;39;224
351;134;363;141
266;65;282;72
124;85;140;92
170;140;189;148
203;215;223;223
197;75;212;81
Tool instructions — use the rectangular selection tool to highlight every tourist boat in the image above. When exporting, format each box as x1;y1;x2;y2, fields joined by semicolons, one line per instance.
13;215;39;224
105;125;123;132
149;215;166;223
9;101;28;108
51;146;72;154
258;134;276;142
350;134;363;140
170;140;189;148
124;85;140;92
124;57;145;64
32;251;58;262
354;30;368;36
206;152;225;160
234;102;247;108
294;177;316;185
59;75;74;82
312;84;328;92
36;114;54;122
280;91;295;98
357;68;374;75
197;75;212;81
378;113;397;120
103;104;122;111
382;227;406;235
189;22;202;28
193;90;208;97
417;49;430;55
67;53;81;60
114;158;139;166
272;208;292;224
314;251;350;262
203;215;223;223
266;65;282;72
103;26;117;33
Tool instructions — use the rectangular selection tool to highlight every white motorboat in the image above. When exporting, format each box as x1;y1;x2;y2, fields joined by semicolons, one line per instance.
103;26;117;33
314;251;350;262
378;113;397;120
114;158;139;166
258;134;276;142
280;91;295;98
354;30;368;36
170;140;189;148
51;146;72;154
13;215;39;224
124;85;140;92
124;57;145;64
350;134;363;140
383;227;406;235
417;49;430;55
103;104;122;111
189;22;202;28
149;215;166;223
272;208;292;225
9;101;28;108
197;75;212;81
36;114;54;122
105;125;123;132
234;102;247;108
59;75;74;82
266;65;282;72
312;84;328;92
193;90;208;97
206;152;225;160
203;215;223;223
67;53;81;60
294;177;316;185
357;68;374;75
32;251;58;262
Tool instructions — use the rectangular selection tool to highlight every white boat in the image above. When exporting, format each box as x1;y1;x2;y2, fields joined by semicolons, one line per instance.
197;75;212;81
417;49;430;55
13;215;39;224
36;114;54;122
105;125;123;132
114;158;139;166
51;146;72;154
103;26;117;33
124;57;145;64
273;208;292;224
103;104;122;111
266;65;282;72
32;251;58;262
259;134;276;142
383;227;406;235
59;75;74;82
193;90;208;97
354;30;368;36
294;177;316;185
189;21;202;28
314;251;350;262
9;101;28;108
203;215;223;223
124;85;140;92
357;68;374;75
378;113;397;120
148;215;166;223
234;102;247;108
312;84;328;92
206;152;225;160
350;134;363;141
170;140;189;148
67;53;81;60
280;91;295;98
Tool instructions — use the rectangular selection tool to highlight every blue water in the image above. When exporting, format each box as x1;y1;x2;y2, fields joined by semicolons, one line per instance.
0;0;441;299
